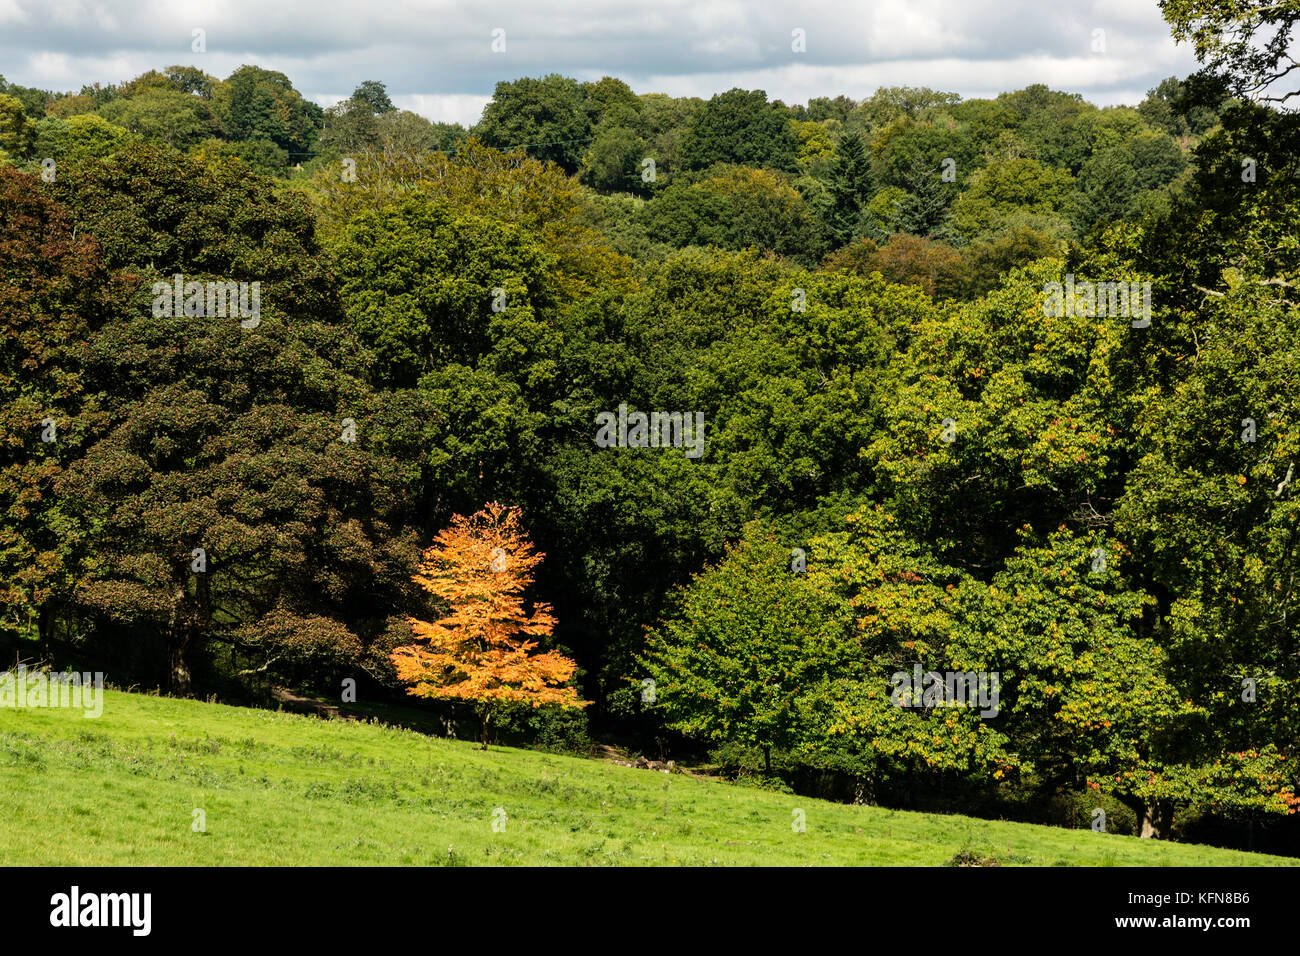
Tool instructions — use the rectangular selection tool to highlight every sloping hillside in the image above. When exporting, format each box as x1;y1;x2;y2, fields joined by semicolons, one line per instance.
0;690;1291;866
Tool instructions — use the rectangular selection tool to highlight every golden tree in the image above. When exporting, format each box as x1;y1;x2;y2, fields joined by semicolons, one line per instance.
392;501;587;748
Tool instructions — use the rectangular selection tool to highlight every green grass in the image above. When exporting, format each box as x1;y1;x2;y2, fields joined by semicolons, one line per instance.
0;689;1293;866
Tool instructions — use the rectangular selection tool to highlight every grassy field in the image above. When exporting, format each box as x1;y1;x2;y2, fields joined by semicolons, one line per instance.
0;688;1294;866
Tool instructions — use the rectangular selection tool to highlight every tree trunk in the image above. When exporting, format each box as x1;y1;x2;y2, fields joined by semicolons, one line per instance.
1145;800;1174;838
169;636;192;696
479;707;490;751
167;586;193;697
1137;804;1162;838
1122;796;1174;838
37;602;55;660
762;745;771;775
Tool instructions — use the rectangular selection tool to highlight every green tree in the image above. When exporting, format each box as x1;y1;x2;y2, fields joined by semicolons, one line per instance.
78;82;120;111
116;70;173;97
794;507;1013;787
806;95;856;123
48;94;96;119
48;145;420;693
213;65;322;155
580;77;641;126
303;139;631;302
330;190;562;525
945;222;1061;299
873;119;979;190
1074;146;1143;234
643;526;856;773
952;157;1077;240
319;97;381;154
1140;75;1229;139
0;94;34;159
826;132;873;246
580;123;647;193
891;155;958;239
1162;0;1300;104
475;74;592;172
634;93;702;185
973;530;1184;836
678;88;798;173
164;65;218;98
97;89;220;149
61;114;135;162
1115;279;1300;821
31;114;137;167
993;85;1098;172
376;111;464;154
0;170;108;643
192;137;290;175
1148;102;1300;288
0;76;54;118
351;80;396;115
644;165;821;262
853;87;961;132
864;257;1132;569
330;190;561;386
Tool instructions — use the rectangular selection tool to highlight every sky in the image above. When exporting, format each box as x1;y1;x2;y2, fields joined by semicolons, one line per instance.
0;0;1204;125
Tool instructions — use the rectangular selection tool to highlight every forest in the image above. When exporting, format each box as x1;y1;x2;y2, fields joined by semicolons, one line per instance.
2;1;1298;853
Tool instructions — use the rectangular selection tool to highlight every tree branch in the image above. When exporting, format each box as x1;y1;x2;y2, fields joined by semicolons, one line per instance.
1275;461;1294;499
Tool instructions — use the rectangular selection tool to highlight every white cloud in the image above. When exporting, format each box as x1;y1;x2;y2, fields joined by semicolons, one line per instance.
398;93;494;126
0;0;28;26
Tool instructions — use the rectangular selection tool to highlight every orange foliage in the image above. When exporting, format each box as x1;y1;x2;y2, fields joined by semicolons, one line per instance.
391;502;588;715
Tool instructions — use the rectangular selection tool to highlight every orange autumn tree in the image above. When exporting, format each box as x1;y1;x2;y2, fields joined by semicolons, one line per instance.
391;501;588;748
